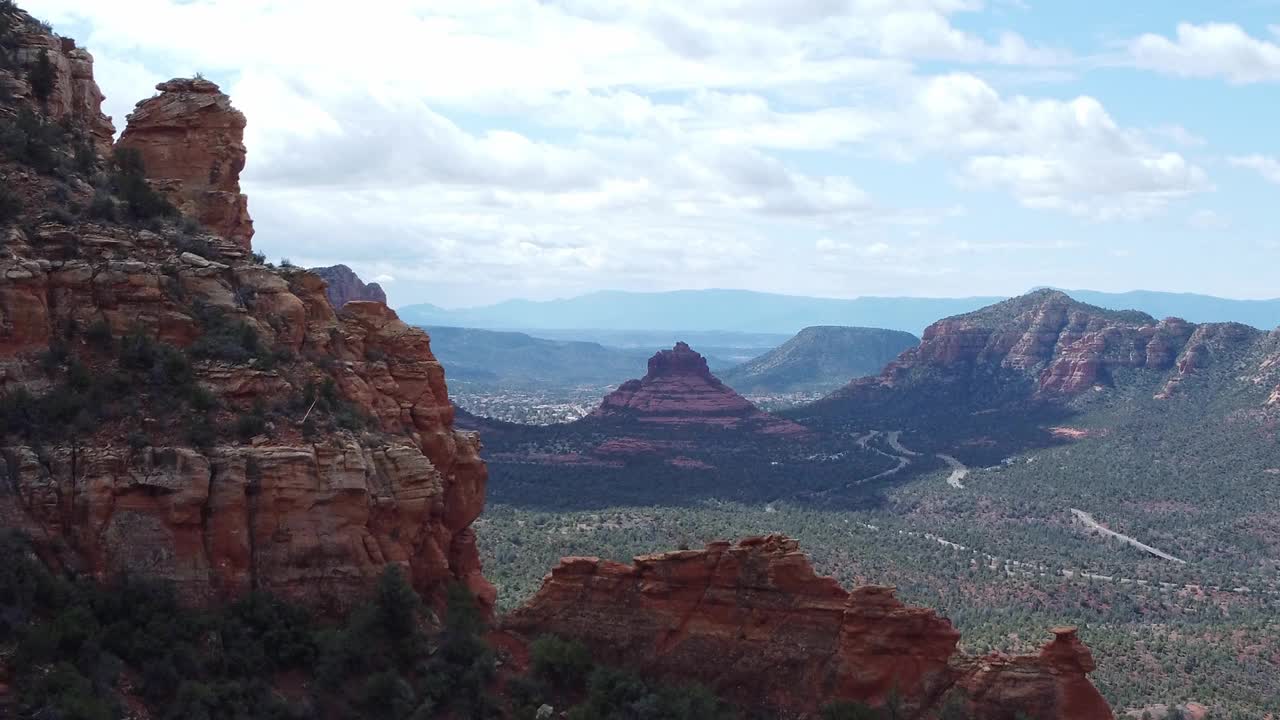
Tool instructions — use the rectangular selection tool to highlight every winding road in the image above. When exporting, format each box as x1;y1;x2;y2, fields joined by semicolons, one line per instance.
937;454;968;489
1070;509;1188;564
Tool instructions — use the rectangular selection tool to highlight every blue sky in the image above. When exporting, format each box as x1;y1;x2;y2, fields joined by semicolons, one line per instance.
24;0;1280;307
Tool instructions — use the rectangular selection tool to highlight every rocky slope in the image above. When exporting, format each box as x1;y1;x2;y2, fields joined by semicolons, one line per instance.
721;325;918;394
0;10;489;613
589;342;804;434
815;289;1266;408
503;535;1112;720
310;263;388;308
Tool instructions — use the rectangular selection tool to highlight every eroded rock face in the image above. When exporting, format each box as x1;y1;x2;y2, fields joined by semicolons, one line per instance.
503;536;1112;720
848;290;1262;399
0;22;490;613
0;7;116;153
310;264;388;308
591;342;804;434
116;78;254;249
0;241;493;612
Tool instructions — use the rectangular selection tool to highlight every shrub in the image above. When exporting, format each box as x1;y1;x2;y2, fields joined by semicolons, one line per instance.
73;141;96;175
822;700;885;720
111;147;175;221
28;48;55;103
0;107;62;173
84;319;114;351
358;671;417;719
188;305;264;364
235;411;266;441
530;635;592;692
86;189;116;221
0;182;21;224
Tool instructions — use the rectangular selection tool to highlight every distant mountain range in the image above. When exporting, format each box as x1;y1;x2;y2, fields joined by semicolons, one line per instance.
400;288;1280;335
721;326;919;394
423;326;651;386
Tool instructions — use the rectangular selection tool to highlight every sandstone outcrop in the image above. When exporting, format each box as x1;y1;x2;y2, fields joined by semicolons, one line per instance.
0;16;489;614
0;227;493;612
590;342;804;434
837;289;1262;400
504;535;1112;720
310;264;388;308
116;78;254;249
0;6;115;153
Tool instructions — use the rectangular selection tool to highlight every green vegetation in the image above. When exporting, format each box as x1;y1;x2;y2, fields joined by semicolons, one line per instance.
0;325;211;446
0;179;20;223
0;532;500;719
109;147;175;221
476;341;1280;717
2;534;743;720
27;47;54;103
0;106;67;174
821;700;890;720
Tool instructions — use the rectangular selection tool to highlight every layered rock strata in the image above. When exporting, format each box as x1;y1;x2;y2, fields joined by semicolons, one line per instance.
504;535;1112;720
848;289;1262;399
591;342;804;434
116;78;254;249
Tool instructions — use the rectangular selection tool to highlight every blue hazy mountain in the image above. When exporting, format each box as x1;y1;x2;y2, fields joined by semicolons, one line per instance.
401;288;1280;335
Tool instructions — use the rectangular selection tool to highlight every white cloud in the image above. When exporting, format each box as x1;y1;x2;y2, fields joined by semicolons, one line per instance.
19;0;1219;305
902;74;1209;219
1229;154;1280;184
1130;23;1280;84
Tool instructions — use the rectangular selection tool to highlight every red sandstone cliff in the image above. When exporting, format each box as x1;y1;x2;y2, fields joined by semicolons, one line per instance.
0;5;115;153
503;535;1112;720
0;15;489;612
839;289;1262;401
310;264;389;308
590;342;805;435
116;78;255;249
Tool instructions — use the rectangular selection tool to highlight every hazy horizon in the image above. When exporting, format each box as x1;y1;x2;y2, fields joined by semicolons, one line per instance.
408;284;1280;312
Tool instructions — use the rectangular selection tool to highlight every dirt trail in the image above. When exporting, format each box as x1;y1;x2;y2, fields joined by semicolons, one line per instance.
1071;509;1188;564
936;454;968;489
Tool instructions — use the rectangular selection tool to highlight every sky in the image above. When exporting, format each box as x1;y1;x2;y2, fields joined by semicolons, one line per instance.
23;0;1280;308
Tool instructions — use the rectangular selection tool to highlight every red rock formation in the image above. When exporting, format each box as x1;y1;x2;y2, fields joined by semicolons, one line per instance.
591;342;804;434
0;252;493;613
0;6;116;153
310;264;389;308
841;290;1261;400
956;627;1114;720
0;19;490;614
116;78;254;249
504;535;1112;720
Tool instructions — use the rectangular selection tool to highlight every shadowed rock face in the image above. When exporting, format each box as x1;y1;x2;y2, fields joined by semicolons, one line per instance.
310;264;388;308
116;78;255;249
591;342;805;434
503;535;1112;720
